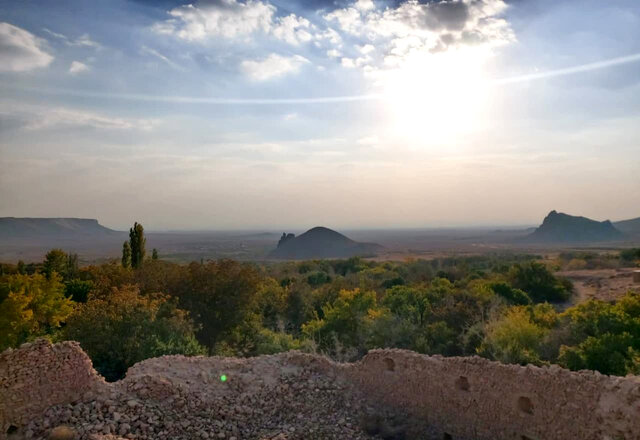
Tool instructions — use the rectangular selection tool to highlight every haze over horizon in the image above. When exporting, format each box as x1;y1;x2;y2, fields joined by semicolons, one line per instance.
1;0;640;231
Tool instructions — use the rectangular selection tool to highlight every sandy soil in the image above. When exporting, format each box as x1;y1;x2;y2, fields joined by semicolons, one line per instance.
558;268;640;304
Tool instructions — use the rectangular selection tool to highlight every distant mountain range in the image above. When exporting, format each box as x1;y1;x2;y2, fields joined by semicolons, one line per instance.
0;217;118;239
525;211;625;243
269;226;383;259
613;217;640;236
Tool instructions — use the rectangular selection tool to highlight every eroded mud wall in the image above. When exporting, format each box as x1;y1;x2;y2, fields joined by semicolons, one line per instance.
0;340;106;439
347;349;640;440
1;342;639;440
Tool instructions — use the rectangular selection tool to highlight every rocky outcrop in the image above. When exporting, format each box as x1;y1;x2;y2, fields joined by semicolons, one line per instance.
525;210;623;243
2;341;640;440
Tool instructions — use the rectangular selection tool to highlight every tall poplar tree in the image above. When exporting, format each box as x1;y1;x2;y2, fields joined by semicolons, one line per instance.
129;222;146;269
122;241;131;268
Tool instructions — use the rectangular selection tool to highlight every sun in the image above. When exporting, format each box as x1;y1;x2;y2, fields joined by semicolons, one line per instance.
383;47;491;146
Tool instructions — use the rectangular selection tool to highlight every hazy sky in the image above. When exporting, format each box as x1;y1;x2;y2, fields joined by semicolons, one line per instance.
1;0;639;230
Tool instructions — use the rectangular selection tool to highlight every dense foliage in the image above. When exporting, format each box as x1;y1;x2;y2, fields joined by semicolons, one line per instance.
1;242;639;379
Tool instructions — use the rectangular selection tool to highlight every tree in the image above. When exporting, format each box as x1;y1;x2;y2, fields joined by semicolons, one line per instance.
152;248;159;260
64;279;93;303
169;260;262;353
63;286;205;381
508;262;572;303
121;241;131;269
42;249;78;281
0;273;74;350
128;222;146;269
302;288;379;356
43;249;68;279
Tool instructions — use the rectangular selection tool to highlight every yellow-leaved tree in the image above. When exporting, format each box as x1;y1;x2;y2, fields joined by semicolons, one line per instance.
0;273;74;350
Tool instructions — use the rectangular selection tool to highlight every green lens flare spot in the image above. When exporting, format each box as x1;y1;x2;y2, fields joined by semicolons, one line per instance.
220;374;227;382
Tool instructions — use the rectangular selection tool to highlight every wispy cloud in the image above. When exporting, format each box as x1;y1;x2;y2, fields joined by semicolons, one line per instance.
0;22;53;72
140;45;185;71
43;28;101;49
0;102;158;131
69;60;90;75
240;53;310;81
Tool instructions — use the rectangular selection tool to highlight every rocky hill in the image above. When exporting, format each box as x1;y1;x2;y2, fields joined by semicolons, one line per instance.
0;217;117;239
525;211;624;243
269;227;382;259
614;217;640;236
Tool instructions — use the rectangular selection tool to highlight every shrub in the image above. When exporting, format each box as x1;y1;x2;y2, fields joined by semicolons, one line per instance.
478;307;547;365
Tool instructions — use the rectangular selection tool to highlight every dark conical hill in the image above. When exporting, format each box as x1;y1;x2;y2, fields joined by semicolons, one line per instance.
525;211;623;243
269;226;382;259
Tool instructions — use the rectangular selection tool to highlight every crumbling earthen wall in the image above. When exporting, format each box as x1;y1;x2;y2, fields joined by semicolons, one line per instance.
345;349;640;440
1;341;640;440
0;340;107;438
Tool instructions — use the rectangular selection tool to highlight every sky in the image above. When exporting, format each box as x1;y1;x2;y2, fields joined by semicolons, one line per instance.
0;0;639;231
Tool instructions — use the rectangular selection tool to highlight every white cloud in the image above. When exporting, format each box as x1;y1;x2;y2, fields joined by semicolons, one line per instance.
240;53;309;81
152;0;513;79
272;14;313;45
0;22;53;72
154;0;275;40
323;0;514;73
358;44;375;54
69;60;89;75
153;0;337;48
341;57;356;68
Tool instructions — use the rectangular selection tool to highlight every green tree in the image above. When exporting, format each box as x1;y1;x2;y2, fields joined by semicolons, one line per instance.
43;249;68;279
509;262;572;303
121;241;132;269
169;260;261;353
64;286;205;381
152;248;159;260
302;288;379;356
42;249;78;281
0;273;74;350
128;222;146;269
64;279;93;303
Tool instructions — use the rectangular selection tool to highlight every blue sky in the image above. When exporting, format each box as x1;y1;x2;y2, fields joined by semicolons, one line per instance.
0;0;639;230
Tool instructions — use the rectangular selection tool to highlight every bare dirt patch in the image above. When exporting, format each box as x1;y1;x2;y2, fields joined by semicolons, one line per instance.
558;268;640;304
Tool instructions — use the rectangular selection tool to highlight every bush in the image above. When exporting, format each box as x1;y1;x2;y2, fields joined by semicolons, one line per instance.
489;282;531;305
64;286;205;381
479;307;547;365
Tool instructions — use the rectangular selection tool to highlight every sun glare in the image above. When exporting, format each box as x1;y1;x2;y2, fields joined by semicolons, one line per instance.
383;48;491;146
